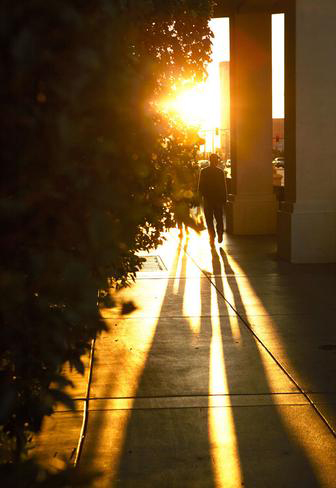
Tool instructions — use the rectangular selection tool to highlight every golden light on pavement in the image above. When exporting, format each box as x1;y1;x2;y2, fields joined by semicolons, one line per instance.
222;253;331;487
209;288;242;488
96;314;159;483
88;230;331;487
183;246;201;335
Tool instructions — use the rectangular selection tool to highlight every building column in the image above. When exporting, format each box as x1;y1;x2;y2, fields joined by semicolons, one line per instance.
226;9;277;235
277;0;336;262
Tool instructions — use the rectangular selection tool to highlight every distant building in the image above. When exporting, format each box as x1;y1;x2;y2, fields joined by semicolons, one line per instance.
219;62;284;156
219;61;230;157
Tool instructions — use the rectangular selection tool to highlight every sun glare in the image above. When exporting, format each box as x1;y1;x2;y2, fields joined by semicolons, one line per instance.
160;84;208;128
158;15;284;153
158;18;230;152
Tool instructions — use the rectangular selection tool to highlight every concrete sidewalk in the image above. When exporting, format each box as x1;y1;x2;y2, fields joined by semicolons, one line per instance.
36;229;336;487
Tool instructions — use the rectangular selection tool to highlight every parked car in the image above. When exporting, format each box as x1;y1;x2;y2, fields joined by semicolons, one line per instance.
272;156;285;168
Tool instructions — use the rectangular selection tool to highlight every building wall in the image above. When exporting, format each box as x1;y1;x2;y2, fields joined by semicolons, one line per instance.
219;61;230;158
278;0;336;262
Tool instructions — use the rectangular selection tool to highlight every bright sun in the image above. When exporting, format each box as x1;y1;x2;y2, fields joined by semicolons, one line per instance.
156;15;284;152
159;84;209;128
158;18;230;151
158;76;226;151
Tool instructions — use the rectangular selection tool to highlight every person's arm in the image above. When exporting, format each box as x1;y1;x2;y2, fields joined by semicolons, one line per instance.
198;169;204;198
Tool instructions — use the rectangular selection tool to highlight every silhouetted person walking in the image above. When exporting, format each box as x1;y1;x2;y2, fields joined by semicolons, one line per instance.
198;153;227;246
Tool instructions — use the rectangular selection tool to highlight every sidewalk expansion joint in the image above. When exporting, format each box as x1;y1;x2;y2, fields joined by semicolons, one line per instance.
73;391;303;401
77;392;311;412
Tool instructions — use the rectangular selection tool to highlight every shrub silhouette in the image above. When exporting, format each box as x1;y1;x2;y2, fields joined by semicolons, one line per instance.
0;0;213;482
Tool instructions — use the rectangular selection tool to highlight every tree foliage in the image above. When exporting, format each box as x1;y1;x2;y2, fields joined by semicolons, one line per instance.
0;0;214;480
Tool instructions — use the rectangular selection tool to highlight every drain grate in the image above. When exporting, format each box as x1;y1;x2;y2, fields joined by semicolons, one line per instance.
139;255;166;272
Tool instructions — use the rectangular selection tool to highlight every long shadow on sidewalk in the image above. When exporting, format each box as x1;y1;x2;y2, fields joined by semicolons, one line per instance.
209;246;321;486
113;239;215;487
227;236;336;409
80;235;324;487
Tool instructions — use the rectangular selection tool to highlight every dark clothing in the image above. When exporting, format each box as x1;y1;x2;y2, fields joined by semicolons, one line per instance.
198;165;227;205
203;201;224;239
198;165;227;239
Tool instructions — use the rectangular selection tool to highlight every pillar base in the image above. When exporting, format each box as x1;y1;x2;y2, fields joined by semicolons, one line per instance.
278;201;336;263
225;193;277;235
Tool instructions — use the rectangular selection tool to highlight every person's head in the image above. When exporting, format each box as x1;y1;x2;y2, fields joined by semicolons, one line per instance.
209;153;219;167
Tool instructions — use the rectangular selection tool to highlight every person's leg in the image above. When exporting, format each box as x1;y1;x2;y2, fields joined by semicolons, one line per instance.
178;222;183;238
204;203;215;243
214;204;224;242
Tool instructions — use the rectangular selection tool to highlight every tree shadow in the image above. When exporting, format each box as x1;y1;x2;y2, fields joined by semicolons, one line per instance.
114;239;216;487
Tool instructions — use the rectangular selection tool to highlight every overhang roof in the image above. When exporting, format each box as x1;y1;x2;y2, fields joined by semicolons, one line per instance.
214;0;286;17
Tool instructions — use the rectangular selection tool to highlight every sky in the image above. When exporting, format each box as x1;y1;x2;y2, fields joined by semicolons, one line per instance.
271;14;285;118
